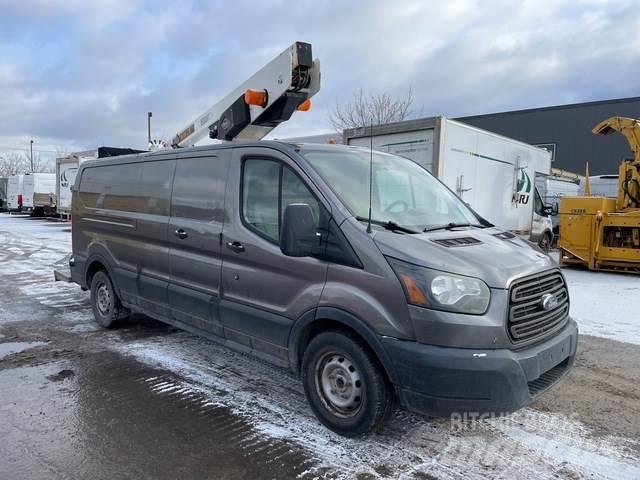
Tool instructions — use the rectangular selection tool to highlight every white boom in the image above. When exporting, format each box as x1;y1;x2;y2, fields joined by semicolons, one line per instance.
172;41;320;147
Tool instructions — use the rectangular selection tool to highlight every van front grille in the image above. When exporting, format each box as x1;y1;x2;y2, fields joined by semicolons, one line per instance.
508;270;569;344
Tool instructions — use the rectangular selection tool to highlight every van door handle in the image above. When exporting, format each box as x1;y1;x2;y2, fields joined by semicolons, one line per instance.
174;229;188;239
226;241;245;253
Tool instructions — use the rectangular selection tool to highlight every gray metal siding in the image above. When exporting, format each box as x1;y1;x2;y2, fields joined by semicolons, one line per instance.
456;97;640;176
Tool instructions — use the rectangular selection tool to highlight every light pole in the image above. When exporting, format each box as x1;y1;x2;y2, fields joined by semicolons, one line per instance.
30;140;34;172
147;112;152;145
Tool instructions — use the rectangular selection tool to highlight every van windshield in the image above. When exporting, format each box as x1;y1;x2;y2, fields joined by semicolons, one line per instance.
301;148;482;231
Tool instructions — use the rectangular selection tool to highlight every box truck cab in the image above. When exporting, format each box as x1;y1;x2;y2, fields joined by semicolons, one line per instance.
68;142;577;436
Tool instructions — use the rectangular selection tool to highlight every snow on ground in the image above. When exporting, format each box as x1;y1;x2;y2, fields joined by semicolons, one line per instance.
563;268;640;346
116;335;640;480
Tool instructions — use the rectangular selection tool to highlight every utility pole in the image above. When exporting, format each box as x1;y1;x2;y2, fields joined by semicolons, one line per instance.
147;112;152;145
30;139;34;172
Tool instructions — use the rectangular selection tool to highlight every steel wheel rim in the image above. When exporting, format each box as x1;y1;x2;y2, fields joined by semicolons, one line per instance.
96;282;112;315
540;236;550;251
314;351;364;418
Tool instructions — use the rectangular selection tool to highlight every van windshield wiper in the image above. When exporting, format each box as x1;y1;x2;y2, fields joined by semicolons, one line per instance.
423;222;487;232
355;216;419;234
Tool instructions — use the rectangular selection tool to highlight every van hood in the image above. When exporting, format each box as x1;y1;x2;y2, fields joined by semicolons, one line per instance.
373;227;554;289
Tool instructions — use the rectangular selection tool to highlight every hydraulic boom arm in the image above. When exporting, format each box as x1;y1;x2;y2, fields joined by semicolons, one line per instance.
172;41;320;147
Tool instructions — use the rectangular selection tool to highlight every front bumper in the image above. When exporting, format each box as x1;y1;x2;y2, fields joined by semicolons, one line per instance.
381;318;578;416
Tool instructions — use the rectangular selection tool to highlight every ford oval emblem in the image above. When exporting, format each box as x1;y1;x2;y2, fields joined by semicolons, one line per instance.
540;293;559;310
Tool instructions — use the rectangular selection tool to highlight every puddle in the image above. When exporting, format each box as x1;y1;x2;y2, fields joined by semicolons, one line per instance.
0;341;47;359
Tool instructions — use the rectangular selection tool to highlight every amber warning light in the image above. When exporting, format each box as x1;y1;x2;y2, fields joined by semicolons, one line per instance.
297;99;311;112
244;89;268;108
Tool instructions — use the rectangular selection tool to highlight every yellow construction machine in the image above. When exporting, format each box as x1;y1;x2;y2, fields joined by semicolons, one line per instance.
558;116;640;272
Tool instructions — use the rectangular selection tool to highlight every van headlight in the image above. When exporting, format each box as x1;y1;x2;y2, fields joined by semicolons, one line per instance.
386;257;490;314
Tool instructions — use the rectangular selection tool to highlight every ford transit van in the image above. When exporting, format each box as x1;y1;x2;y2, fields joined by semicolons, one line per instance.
69;142;578;436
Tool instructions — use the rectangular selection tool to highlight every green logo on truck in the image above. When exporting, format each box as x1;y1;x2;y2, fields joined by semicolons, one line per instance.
513;169;531;205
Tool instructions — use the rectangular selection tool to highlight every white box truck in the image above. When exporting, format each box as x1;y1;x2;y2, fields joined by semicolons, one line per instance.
7;175;24;212
344;117;554;249
56;147;145;219
22;173;56;215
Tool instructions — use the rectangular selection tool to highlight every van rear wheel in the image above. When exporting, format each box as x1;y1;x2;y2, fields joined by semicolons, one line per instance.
90;270;126;328
302;331;392;436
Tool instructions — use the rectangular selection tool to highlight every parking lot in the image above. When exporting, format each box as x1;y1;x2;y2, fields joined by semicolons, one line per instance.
1;213;639;480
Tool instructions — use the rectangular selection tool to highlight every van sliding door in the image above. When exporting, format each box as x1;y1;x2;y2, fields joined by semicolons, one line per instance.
168;152;230;334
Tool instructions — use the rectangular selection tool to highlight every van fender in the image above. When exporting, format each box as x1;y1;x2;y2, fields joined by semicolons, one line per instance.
84;246;118;293
288;306;398;384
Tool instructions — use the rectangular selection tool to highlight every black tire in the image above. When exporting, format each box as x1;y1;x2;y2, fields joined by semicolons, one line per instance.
538;232;552;252
301;331;392;437
90;270;126;328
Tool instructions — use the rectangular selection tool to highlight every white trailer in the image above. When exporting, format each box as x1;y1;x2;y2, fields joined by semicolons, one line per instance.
7;175;24;211
344;117;554;247
22;173;56;214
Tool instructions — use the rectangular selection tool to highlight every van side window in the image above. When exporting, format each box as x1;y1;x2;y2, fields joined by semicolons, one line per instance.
242;159;319;243
139;161;175;216
79;161;174;215
172;157;228;222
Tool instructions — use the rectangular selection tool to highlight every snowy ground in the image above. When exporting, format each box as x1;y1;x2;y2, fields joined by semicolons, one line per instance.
1;213;639;479
564;268;640;346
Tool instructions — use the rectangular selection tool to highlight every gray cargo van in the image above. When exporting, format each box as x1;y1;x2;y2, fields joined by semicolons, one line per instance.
69;142;578;436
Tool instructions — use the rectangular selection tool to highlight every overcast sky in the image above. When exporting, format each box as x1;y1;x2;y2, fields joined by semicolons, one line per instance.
1;0;639;163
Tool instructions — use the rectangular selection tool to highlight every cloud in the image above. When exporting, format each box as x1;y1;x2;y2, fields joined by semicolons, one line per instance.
0;0;638;160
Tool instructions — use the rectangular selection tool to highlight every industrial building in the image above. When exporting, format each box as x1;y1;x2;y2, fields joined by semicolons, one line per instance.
456;96;640;176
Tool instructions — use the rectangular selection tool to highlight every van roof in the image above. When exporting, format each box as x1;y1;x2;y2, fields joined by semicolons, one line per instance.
78;141;363;168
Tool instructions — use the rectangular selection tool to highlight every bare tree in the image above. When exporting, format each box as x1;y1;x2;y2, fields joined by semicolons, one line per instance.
329;86;414;132
0;152;29;177
0;152;54;176
31;153;54;173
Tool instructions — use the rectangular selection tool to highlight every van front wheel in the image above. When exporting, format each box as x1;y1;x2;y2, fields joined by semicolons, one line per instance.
538;232;552;252
90;270;125;328
302;331;392;436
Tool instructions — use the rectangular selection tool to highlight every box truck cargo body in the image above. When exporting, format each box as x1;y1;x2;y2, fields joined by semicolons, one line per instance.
344;117;554;246
7;175;24;211
22;173;56;213
0;177;7;211
56;147;146;217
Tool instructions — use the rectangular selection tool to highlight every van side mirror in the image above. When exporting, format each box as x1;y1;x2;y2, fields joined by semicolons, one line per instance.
551;203;559;215
280;203;319;257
